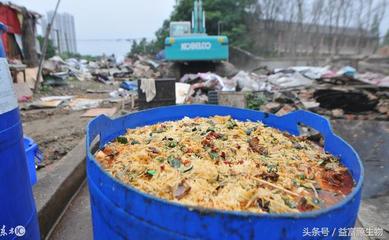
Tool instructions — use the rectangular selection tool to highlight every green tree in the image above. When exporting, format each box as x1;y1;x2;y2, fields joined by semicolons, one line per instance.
154;0;257;51
383;29;389;46
37;36;56;59
128;38;157;57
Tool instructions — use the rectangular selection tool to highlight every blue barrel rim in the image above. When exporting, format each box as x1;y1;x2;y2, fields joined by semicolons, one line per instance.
86;104;364;219
24;135;36;150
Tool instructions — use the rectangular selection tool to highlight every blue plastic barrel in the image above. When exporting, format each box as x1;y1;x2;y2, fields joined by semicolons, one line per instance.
0;22;40;239
86;105;364;240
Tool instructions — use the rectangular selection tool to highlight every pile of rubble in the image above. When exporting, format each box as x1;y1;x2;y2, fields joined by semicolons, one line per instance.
179;64;389;120
36;53;389;120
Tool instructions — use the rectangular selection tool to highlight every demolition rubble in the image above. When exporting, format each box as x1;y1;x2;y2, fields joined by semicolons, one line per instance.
18;54;389;122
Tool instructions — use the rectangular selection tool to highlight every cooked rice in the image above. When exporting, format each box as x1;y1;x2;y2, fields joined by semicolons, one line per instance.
95;116;354;214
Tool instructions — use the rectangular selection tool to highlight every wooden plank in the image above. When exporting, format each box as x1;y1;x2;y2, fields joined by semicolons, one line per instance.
81;107;117;118
218;92;247;109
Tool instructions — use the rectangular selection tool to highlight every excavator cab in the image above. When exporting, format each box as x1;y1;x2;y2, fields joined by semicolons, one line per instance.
169;22;191;37
165;0;229;63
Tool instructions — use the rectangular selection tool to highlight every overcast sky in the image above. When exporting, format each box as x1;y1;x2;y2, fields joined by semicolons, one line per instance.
6;0;389;59
8;0;176;59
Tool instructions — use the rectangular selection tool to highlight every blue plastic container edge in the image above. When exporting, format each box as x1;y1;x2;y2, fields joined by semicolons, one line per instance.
24;136;39;185
24;135;41;162
86;104;364;220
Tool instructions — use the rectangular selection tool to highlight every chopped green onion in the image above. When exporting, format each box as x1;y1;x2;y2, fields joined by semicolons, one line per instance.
116;136;128;144
146;170;157;176
166;140;178;148
209;151;219;160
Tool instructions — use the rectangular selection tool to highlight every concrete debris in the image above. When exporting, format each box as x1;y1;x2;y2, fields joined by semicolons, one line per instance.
232;71;270;91
355;72;389;87
40;54;165;88
274;66;331;80
377;100;389;115
268;72;313;89
301;101;320;109
275;104;295;116
262;102;281;113
358;60;389;75
30;52;389;121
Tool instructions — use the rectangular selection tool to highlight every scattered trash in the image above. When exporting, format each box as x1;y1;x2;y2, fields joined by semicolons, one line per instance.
29;100;64;109
13;83;33;102
140;78;156;102
119;81;137;91
336;66;356;78
24;51;389;121
175;83;191;104
40;96;74;102
109;89;130;99
68;98;103;111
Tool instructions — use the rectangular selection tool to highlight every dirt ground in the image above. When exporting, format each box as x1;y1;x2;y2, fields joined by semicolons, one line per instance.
21;80;129;166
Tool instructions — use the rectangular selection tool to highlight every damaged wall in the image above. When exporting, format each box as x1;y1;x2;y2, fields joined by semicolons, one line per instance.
247;19;378;57
21;7;39;67
230;46;326;70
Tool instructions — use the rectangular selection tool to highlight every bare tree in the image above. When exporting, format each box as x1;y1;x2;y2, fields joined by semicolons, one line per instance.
354;0;387;54
249;0;385;58
335;0;354;55
308;0;325;63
